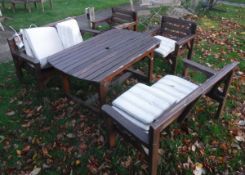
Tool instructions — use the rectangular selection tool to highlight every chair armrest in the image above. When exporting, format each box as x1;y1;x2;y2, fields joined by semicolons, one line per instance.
176;34;195;46
183;59;217;77
12;50;40;66
102;105;149;145
145;26;161;36
80;28;101;36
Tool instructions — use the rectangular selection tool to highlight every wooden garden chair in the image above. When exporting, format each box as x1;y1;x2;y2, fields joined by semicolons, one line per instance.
7;18;100;88
91;7;138;31
102;59;238;175
149;16;197;73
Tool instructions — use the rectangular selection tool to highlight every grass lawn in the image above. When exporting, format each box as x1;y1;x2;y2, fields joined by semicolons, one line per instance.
0;2;245;175
226;0;245;3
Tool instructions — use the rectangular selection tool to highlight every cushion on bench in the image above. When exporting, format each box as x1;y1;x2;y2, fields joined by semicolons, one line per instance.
112;75;199;131
22;27;64;68
154;35;176;57
56;19;83;49
152;75;199;101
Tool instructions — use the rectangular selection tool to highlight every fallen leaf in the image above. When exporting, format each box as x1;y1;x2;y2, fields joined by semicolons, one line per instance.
5;111;15;116
193;163;206;175
16;150;21;156
66;133;75;139
30;167;41;175
235;136;245;142
22;145;31;153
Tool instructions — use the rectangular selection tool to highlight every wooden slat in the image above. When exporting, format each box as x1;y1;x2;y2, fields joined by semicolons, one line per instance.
113;13;133;21
77;37;154;80
60;30;137;74
71;35;142;77
112;7;135;16
48;29;160;84
91;40;158;81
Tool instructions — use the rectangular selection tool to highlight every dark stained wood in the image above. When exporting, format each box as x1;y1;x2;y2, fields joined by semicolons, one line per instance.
91;7;138;31
102;59;239;175
48;29;160;108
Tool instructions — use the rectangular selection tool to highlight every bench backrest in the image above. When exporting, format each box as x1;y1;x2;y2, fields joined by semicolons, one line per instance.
160;16;196;41
151;62;238;130
111;7;137;25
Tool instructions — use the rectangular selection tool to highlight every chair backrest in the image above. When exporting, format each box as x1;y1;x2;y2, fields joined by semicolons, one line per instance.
160;16;197;41
151;61;238;130
111;7;137;25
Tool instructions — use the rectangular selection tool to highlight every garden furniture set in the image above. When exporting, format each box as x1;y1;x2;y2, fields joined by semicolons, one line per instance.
7;9;238;175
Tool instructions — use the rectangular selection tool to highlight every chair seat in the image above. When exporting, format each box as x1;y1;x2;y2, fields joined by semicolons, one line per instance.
112;75;198;131
154;35;176;57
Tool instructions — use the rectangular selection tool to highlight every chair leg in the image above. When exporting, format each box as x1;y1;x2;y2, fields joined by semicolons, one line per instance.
49;0;53;9
41;2;44;12
12;3;16;13
187;39;194;60
149;128;160;175
108;118;116;148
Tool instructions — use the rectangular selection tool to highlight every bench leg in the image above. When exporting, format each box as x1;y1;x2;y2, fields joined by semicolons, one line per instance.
149;129;160;175
108;118;117;148
215;72;234;118
15;60;23;81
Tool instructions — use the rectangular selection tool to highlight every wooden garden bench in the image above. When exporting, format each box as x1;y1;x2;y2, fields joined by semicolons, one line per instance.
91;7;138;31
149;16;197;73
7;18;100;89
102;59;238;175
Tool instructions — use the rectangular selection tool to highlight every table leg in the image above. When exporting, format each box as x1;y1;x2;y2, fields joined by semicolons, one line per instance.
98;82;109;108
148;51;154;83
62;74;70;94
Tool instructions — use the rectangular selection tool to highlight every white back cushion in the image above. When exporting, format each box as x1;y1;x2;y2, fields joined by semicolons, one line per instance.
56;19;83;49
23;27;64;68
154;35;176;57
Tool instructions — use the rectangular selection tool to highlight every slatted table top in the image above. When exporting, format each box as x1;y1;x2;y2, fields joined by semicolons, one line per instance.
48;29;160;83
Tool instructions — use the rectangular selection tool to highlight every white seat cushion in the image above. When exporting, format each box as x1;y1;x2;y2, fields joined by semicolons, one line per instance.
154;35;176;57
112;83;178;131
112;76;199;131
22;27;64;68
152;75;199;102
56;19;83;49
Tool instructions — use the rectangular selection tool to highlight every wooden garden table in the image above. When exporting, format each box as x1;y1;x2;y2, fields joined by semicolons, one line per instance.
48;29;160;110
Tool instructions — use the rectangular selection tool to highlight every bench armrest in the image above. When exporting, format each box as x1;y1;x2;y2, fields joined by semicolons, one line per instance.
183;59;217;77
90;16;111;28
176;34;195;46
102;105;149;145
12;50;40;66
80;28;101;36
